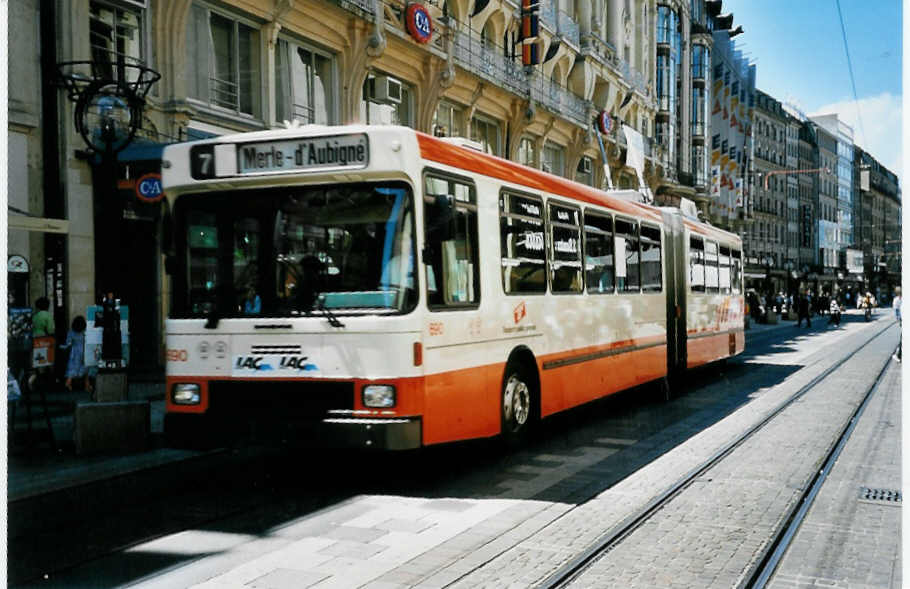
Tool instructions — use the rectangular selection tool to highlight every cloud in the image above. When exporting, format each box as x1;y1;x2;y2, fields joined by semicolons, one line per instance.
810;92;902;185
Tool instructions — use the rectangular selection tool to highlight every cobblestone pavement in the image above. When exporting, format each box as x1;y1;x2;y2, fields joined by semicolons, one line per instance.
556;324;899;588
768;355;902;589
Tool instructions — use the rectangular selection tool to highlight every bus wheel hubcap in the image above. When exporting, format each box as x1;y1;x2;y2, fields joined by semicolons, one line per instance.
504;374;530;428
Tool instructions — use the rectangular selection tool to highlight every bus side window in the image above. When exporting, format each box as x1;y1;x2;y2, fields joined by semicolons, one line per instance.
548;202;582;293
718;245;731;294
584;212;614;294
689;236;705;292
615;218;639;293
423;174;480;307
731;249;743;294
500;191;546;294
705;241;719;293
640;223;662;292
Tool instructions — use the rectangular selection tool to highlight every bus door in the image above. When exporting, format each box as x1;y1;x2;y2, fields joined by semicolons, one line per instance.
420;171;491;443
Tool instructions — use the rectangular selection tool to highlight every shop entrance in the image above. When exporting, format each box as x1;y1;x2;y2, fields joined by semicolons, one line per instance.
120;214;161;375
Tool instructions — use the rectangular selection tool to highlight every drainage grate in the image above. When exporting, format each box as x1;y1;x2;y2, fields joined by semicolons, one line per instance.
859;486;902;505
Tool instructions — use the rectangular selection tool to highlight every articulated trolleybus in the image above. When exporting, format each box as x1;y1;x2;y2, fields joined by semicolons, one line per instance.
161;124;744;450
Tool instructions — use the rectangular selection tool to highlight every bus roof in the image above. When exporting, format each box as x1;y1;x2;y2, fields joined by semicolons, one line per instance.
161;124;740;245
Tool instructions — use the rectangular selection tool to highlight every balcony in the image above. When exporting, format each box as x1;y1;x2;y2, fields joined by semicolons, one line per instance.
529;73;589;127
580;33;617;66
451;31;529;96
538;4;580;47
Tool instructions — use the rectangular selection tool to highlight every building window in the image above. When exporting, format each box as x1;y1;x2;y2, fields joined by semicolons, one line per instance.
692;144;706;185
361;74;413;126
691;44;707;81
186;4;261;116
691;86;706;136
470;115;500;155
542;142;565;176
275;39;334;125
518;136;537;167
576;156;594;186
433;101;463;137
90;1;144;83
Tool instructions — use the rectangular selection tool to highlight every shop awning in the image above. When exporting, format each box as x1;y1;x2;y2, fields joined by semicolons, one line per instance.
116;141;167;162
8;214;69;234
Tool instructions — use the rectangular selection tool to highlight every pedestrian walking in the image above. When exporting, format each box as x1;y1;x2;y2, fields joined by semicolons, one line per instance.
61;316;92;392
797;292;811;328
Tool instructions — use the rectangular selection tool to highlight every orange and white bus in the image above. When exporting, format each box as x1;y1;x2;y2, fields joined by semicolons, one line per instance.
160;124;744;450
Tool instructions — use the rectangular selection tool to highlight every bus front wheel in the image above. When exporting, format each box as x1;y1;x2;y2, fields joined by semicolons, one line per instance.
501;362;534;445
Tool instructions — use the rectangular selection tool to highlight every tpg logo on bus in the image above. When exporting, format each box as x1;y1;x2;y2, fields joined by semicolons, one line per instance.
238;134;368;175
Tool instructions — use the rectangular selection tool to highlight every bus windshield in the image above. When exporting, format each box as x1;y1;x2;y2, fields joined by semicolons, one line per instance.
175;182;416;318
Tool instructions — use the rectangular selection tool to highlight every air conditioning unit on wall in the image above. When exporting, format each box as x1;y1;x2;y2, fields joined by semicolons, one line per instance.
578;157;592;174
369;76;402;104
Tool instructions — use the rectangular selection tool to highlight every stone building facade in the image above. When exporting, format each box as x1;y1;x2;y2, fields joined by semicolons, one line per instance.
9;0;675;375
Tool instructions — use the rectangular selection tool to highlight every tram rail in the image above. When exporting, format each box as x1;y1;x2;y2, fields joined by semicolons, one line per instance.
534;321;896;589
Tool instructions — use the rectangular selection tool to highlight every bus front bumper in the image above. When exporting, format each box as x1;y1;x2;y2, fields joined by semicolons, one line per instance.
164;413;422;450
318;417;422;450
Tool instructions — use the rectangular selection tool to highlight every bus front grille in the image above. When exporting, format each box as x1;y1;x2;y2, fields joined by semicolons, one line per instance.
207;380;354;420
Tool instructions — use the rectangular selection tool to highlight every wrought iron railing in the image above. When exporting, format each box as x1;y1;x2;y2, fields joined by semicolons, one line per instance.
528;72;589;127
451;31;529;96
209;76;239;111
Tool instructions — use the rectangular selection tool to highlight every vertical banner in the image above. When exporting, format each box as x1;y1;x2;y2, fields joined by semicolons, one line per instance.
622;124;652;201
711;165;721;197
735;177;744;208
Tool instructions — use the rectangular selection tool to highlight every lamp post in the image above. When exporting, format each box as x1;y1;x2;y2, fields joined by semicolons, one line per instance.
57;62;159;300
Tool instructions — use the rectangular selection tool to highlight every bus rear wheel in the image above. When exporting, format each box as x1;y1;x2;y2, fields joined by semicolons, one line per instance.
501;362;534;445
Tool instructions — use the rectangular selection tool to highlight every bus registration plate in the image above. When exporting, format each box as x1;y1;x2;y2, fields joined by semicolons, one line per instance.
237;134;369;175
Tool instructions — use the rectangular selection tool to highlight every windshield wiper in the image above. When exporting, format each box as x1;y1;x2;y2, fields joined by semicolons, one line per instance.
313;297;345;328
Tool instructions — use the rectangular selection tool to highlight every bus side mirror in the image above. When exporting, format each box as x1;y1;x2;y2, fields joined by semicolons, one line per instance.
426;194;456;242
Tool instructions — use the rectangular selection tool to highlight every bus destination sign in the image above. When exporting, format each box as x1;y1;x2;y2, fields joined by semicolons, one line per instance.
237;134;369;175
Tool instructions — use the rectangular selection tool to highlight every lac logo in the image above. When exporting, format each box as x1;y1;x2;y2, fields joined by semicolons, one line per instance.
405;3;433;44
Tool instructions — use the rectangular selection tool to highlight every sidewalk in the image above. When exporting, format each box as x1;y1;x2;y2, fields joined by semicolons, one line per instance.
7;377;214;502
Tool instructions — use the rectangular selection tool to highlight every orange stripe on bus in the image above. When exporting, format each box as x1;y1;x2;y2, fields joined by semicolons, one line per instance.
686;330;744;368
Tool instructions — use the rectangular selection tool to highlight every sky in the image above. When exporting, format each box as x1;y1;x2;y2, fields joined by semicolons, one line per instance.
721;0;902;184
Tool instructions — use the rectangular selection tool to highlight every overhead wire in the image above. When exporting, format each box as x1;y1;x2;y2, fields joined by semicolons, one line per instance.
834;0;868;147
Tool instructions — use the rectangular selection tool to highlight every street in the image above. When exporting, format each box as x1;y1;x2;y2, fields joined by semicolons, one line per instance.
8;310;901;588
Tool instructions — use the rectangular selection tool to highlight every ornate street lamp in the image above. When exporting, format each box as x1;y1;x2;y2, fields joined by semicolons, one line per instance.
56;61;160;307
58;61;159;156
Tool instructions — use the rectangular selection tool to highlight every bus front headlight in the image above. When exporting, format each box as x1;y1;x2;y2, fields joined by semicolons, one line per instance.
362;384;396;408
172;383;201;405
